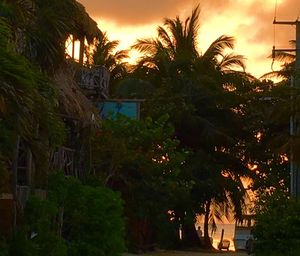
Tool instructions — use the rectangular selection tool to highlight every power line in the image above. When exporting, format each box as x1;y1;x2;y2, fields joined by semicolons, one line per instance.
274;0;278;21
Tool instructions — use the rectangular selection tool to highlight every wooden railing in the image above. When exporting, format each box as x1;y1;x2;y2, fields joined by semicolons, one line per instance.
77;65;110;99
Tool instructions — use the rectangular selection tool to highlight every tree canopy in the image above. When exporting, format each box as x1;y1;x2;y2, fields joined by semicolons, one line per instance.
0;1;297;255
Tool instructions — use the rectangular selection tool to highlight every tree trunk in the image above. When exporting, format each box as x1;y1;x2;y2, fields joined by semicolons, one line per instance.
203;200;213;249
128;217;152;252
180;211;201;248
182;220;201;248
11;136;20;228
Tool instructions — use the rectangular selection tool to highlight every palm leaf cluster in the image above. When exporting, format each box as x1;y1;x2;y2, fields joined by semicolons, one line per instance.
90;31;129;93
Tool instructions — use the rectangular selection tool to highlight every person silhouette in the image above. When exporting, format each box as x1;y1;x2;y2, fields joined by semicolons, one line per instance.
197;226;203;238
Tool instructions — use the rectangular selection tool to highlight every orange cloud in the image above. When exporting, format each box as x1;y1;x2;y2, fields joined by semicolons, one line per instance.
78;0;188;25
78;0;300;77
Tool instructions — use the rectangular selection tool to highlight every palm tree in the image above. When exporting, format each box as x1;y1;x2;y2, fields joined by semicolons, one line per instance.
132;5;251;248
132;5;245;82
90;31;129;94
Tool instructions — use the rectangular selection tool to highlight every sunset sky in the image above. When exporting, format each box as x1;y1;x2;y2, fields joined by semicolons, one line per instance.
78;0;300;78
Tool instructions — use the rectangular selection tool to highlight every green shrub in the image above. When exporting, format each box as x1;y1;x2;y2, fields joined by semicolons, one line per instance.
65;183;125;256
8;172;125;256
253;191;300;256
9;197;68;256
49;172;126;256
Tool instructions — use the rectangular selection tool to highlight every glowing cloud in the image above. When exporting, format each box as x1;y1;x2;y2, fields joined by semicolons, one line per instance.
78;0;300;77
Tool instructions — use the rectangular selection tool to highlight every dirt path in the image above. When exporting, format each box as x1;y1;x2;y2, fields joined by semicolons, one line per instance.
124;250;247;256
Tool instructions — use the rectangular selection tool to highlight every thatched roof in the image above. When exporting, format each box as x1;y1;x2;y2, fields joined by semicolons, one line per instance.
53;65;100;126
73;2;101;43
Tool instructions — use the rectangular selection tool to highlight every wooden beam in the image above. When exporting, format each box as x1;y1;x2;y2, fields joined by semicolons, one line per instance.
273;19;299;25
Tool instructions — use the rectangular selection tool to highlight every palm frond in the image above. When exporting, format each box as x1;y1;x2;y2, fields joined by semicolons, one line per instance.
219;53;245;71
203;35;235;61
186;4;200;50
164;17;184;51
114;50;129;62
134;55;158;70
132;38;157;54
260;70;290;80
157;25;175;54
272;51;295;63
223;70;258;82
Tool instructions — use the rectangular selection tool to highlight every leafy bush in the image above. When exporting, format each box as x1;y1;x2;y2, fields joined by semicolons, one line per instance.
64;181;125;256
8;172;125;256
9;227;67;256
0;239;8;256
253;191;300;256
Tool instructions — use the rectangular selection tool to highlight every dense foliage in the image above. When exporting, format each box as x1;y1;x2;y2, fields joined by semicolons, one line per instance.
9;172;125;256
249;40;297;256
253;191;300;256
0;16;65;188
91;115;188;250
0;2;125;255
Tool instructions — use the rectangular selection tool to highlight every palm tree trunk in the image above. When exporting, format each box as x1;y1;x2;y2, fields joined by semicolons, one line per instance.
203;200;213;249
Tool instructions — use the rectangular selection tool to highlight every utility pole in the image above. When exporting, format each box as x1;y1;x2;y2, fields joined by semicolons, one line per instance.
273;19;300;197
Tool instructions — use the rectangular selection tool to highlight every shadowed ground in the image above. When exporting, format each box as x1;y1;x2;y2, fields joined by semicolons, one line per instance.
124;250;248;256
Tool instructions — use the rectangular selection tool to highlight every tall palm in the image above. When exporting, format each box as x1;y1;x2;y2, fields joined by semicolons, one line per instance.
132;5;247;155
133;5;200;65
132;5;250;248
132;5;244;82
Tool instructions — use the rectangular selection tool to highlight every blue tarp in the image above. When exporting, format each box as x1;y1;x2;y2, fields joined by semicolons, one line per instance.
98;101;140;120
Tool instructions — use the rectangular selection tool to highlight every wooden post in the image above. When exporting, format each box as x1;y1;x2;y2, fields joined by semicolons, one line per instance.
72;35;75;60
220;228;224;244
79;35;85;65
27;149;32;187
11;136;20;227
218;228;224;250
